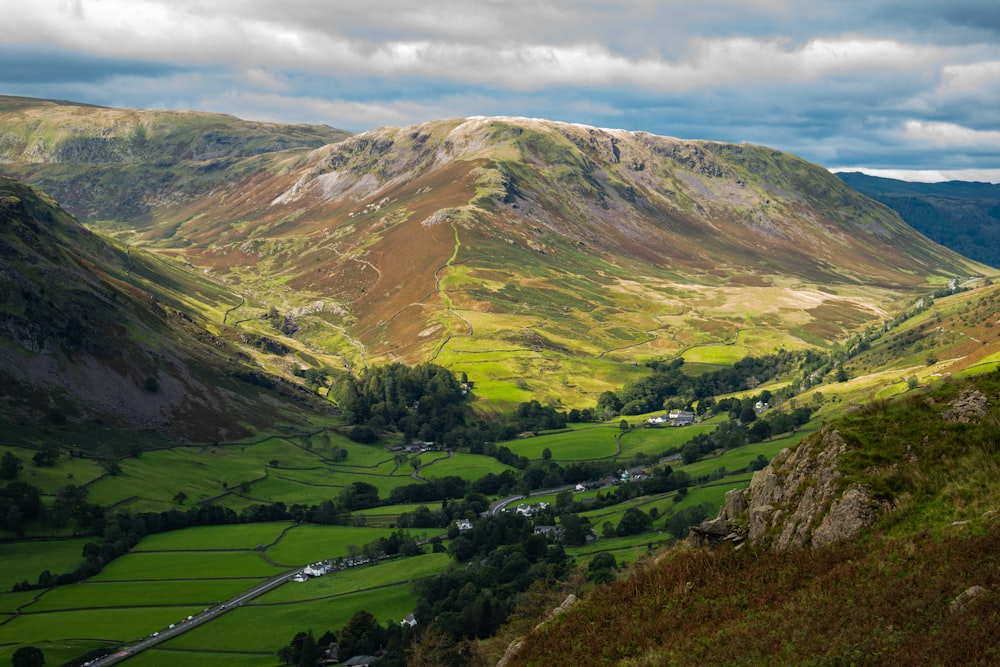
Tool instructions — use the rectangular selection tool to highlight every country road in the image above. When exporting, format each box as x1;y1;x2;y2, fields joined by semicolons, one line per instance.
87;568;300;666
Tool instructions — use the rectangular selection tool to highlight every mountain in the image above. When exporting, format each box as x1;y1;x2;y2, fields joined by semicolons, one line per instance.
837;172;1000;268
1;98;994;409
0;94;349;223
0;176;329;447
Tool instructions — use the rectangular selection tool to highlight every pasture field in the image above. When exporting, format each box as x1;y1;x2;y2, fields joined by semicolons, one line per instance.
0;537;89;591
131;523;293;551
353;502;436;517
578;492;679;528
257;553;450;604
419;452;516;480
0;639;110;667
163;584;417;653
618;421;721;458
81;432;400;512
125;649;277;667
263;524;444;566
506;427;620;461
0;589;40;613
677;431;812;480
666;475;753;512
0;605;205;648
91;550;283;581
25;579;249;612
682;343;749;365
84;447;269;509
325;441;397;467
0;446;105;493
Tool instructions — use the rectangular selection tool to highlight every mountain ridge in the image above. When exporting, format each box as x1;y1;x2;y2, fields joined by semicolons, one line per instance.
0;97;994;408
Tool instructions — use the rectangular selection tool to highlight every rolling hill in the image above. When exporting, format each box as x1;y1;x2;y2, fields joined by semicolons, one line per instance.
1;97;995;411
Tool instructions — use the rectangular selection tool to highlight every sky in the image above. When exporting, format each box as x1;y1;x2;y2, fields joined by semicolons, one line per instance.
2;0;999;182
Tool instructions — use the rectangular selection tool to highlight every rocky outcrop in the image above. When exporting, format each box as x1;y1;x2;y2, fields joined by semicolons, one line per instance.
942;388;988;423
691;428;884;551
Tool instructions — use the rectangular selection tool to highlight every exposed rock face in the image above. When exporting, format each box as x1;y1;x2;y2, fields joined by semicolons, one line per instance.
691;428;883;551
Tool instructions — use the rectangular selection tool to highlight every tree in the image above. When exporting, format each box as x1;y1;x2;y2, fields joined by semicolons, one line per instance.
1;452;23;480
339;609;385;658
12;646;44;667
616;507;653;536
31;450;58;467
173;491;188;505
587;551;618;583
541;447;552;461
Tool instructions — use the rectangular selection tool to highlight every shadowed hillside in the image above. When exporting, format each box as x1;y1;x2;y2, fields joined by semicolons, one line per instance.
838;172;1000;268
0;177;330;447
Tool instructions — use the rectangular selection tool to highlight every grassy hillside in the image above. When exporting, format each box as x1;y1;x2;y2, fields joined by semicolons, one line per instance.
3;99;995;409
0;176;331;446
0;95;349;225
498;368;1000;666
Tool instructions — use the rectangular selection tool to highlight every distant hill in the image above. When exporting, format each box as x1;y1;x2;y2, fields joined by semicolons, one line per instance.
837;172;1000;268
0;94;350;222
0;176;329;447
1;97;995;408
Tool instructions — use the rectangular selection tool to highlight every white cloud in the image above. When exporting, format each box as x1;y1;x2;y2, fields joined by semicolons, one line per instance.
938;60;1000;94
902;120;1000;147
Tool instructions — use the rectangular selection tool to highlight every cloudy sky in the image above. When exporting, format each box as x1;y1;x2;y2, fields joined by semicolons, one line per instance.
2;0;999;181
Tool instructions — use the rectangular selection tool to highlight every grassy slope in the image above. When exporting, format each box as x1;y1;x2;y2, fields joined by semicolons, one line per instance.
5;100;994;411
501;370;1000;666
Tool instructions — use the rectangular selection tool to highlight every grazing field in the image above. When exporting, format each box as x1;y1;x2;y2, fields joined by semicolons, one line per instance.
263;524;443;566
419;452;516;480
0;606;205;646
256;553;450;604
25;579;249;612
91;550;284;581
125;649;278;667
162;584;418;653
0;537;89;591
506;427;621;461
618;421;721;458
0;447;105;493
131;523;293;552
677;431;812;480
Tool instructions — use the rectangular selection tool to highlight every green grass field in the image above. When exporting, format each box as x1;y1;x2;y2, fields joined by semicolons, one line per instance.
92;550;284;581
256;553;450;604
506;427;621;461
123;649;278;667
618;421;720;458
162;584;417;653
132;523;293;552
25;579;250;612
0;537;89;591
419;452;516;480
264;524;435;566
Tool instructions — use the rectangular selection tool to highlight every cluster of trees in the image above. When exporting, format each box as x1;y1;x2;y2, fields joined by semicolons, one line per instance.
416;513;571;643
596;352;812;418
278;610;415;667
330;363;567;449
